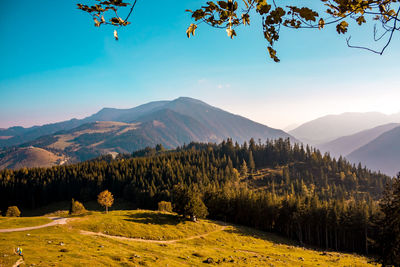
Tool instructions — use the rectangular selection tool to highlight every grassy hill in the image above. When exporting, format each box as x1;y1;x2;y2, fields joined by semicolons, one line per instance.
0;209;378;266
0;146;70;170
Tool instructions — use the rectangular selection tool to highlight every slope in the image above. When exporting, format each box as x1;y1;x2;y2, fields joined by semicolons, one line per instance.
347;125;400;176
0;210;377;267
0;97;294;150
290;112;400;144
318;123;400;158
0;146;70;170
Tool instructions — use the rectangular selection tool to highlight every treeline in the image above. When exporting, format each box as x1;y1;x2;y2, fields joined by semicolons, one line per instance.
0;138;395;261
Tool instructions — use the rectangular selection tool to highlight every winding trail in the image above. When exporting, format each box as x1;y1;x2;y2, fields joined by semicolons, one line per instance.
80;225;228;244
0;217;68;233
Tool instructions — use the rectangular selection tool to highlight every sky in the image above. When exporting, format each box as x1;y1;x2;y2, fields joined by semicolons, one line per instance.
0;0;399;130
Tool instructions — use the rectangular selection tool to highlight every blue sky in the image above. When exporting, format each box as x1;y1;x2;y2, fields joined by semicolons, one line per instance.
1;0;399;129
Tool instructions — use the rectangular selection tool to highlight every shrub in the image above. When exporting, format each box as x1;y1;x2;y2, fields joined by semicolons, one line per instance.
158;201;173;212
69;199;87;215
6;206;21;217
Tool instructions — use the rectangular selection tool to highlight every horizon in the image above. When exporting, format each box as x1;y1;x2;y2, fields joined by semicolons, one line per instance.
1;96;400;131
1;0;400;129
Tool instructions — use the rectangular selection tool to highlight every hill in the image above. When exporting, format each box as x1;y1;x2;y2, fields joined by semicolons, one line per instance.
23;111;216;161
318;123;400;158
0;97;294;165
0;209;377;266
347;125;400;176
0;146;70;170
290;112;400;144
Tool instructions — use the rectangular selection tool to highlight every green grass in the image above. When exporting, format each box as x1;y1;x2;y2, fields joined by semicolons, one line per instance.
0;217;52;229
70;210;220;240
0;209;379;267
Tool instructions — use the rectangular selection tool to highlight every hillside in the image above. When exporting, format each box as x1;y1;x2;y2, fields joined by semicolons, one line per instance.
0;97;294;166
23;111;216;161
0;139;391;256
347;125;400;176
0;146;70;170
318;123;400;158
290;112;400;144
0;209;377;266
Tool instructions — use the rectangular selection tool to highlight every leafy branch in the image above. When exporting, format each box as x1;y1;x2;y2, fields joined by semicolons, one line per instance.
77;0;400;62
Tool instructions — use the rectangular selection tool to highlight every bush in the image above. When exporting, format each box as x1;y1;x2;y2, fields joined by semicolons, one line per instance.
69;199;87;215
158;201;173;212
6;206;21;217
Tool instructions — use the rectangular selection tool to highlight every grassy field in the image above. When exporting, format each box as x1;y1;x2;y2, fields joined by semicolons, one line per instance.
0;209;379;267
0;217;52;229
70;210;220;240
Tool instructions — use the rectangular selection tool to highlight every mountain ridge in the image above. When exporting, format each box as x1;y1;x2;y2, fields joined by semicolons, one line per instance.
0;97;294;169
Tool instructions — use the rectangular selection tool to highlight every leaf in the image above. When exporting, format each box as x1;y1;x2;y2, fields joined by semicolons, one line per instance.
94;18;101;27
336;21;349;34
318;18;325;30
186;24;197;38
226;28;236;39
114;30;119;41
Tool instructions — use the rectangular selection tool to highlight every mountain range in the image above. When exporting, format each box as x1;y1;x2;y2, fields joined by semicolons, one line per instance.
289;112;400;145
288;113;400;176
0;97;294;169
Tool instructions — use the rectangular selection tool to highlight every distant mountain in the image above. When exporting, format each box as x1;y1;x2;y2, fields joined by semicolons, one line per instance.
0;146;71;170
290;112;400;144
283;123;300;132
347;125;400;176
0;119;83;147
318;123;400;158
0;97;294;166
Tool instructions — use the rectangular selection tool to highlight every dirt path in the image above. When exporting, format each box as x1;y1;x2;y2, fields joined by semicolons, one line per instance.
12;258;24;267
0;217;68;233
80;225;228;244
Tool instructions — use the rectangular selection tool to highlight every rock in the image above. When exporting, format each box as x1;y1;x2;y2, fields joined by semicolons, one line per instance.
47;241;52;244
298;257;304;261
26;234;30;236
203;258;215;264
98;245;104;248
59;242;65;246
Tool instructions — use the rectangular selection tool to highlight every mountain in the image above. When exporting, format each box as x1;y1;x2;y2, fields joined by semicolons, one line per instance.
0;119;84;148
0;146;71;170
318;123;400;158
289;112;400;144
347;125;400;176
0;97;294;165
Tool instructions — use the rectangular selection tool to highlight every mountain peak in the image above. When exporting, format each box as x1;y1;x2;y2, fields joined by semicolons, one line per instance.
173;97;209;106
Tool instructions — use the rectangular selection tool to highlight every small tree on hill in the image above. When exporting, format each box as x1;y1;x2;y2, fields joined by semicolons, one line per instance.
69;199;87;215
97;190;114;213
158;201;173;213
184;194;208;222
6;206;21;217
240;159;248;177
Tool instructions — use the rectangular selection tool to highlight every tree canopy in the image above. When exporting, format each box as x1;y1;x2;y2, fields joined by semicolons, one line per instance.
77;0;399;62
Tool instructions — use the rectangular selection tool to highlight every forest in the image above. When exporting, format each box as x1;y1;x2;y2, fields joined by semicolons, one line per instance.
0;138;398;264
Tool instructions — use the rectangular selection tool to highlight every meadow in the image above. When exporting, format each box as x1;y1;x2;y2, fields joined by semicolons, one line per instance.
0;207;379;267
